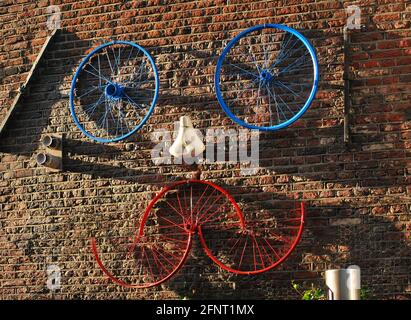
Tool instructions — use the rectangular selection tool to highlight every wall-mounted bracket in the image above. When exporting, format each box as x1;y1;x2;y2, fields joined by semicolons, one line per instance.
343;25;367;145
0;28;60;137
36;133;63;172
343;26;351;145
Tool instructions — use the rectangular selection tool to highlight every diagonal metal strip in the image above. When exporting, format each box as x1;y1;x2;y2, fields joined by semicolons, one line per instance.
0;28;60;137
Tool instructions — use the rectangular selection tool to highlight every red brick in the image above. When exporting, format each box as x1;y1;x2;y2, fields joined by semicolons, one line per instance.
372;49;403;59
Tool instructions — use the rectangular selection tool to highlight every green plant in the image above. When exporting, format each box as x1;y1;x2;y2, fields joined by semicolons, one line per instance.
291;280;326;300
360;287;374;300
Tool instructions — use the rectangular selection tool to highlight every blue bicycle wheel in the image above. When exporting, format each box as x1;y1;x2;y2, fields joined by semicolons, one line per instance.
215;24;319;131
70;40;159;142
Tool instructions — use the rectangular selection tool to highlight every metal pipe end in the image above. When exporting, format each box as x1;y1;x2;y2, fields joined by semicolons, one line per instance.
41;134;61;149
36;152;48;165
42;135;53;147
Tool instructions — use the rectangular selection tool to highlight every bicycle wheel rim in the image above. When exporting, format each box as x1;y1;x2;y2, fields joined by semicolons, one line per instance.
199;202;305;274
70;40;159;143
215;24;319;131
91;235;192;289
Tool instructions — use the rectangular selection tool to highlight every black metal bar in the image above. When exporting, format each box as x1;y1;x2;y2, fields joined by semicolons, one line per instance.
343;26;351;145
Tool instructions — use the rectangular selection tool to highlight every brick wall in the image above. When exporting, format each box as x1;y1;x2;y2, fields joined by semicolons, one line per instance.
0;0;410;299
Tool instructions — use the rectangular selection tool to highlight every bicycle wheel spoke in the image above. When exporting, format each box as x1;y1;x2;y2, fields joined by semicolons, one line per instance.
277;33;294;57
78;86;99;99
83;68;110;84
105;47;115;75
269;39;304;71
189;186;194;223
87;62;113;84
125;46;134;66
225;78;259;108
226;62;259;79
263;237;281;260
261;33;270;69
251;235;258;270
253;236;266;269
235;47;260;71
266;85;287;122
259;238;274;265
153;247;176;271
113;46;123;76
201;201;228;224
238;237;248;269
193;187;217;224
190;185;210;223
278;51;310;76
274;80;304;100
135;58;148;86
164;199;186;221
83;93;104;116
124;92;145;109
158;214;186;232
256;80;262;109
275;91;297;118
197;193;224;223
266;84;274;126
175;191;186;220
160;235;189;244
97;54;102;88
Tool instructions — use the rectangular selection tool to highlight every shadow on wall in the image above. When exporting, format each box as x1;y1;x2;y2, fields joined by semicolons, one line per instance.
0;30;92;155
165;183;411;300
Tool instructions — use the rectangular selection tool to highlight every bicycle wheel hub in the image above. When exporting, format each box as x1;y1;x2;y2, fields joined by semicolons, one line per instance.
184;222;196;233
260;70;273;84
105;83;124;100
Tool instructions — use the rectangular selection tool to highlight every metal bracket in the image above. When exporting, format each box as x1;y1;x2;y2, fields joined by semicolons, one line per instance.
0;28;60;137
343;25;367;145
36;133;63;172
343;26;351;145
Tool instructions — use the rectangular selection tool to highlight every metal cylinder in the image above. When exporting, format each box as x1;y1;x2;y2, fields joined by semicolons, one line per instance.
41;134;61;149
325;265;361;300
36;152;61;169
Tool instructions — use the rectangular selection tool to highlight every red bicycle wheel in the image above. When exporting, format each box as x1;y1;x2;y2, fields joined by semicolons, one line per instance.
92;179;244;288
91;197;192;288
198;202;305;274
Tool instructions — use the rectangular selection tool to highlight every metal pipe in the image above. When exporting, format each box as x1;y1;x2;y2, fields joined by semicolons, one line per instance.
41;134;61;149
36;152;61;169
325;266;361;300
